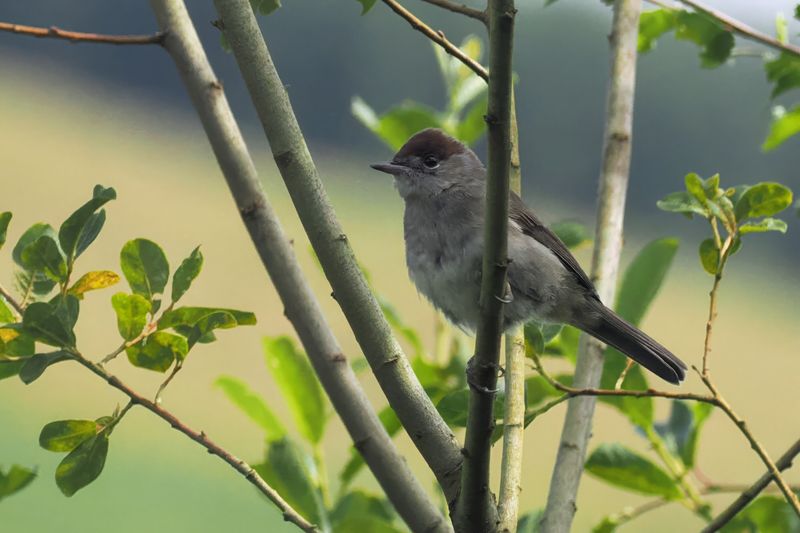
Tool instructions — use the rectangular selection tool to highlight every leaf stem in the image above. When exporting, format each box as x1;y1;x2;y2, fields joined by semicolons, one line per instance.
420;0;487;24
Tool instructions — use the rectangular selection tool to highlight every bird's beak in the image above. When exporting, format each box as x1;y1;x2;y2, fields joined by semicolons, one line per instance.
370;162;407;175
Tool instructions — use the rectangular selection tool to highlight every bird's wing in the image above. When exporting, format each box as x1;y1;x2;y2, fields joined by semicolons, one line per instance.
509;192;599;299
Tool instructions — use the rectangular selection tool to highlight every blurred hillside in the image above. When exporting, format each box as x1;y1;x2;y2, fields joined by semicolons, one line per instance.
0;1;799;532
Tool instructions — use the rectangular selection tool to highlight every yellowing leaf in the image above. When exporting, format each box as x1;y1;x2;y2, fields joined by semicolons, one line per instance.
68;271;120;299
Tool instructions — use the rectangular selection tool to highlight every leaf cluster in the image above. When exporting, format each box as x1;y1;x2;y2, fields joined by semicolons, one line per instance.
1;186;255;497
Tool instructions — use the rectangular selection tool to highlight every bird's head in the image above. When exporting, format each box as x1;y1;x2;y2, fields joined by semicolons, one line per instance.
370;128;485;198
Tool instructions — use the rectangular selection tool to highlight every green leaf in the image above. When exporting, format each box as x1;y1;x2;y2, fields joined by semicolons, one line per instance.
23;300;77;347
765;53;800;99
739;217;788;234
525;375;559;408
214;375;286;441
722;495;800;532
250;0;280;15
159;306;255;348
68;271;120;299
0;326;35;357
0;211;11;251
684;172;707;206
355;0;377;14
263;337;327;444
111;293;150;341
674;11;734;68
39;419;98;452
681;402;714;468
58;185;116;265
171;246;203;303
12;223;57;267
331;491;400;533
599;347;653;428
340;406;401;487
126;331;187;372
159;306;256;329
0;297;14;323
585;443;682;498
0;359;25;381
524;321;564;355
55;433;109;496
14;269;56;299
75;211;106;260
120;239;169;312
253;438;328;526
656;190;708;218
550;220;590;249
0;465;37;502
615;238;678;326
378;295;424;358
734;182;793;221
436;389;469;427
19;350;70;384
20;235;67;282
698;238;719;275
638;9;677;53
517;510;544;533
353;99;442;150
763;105;800;151
455;94;488;146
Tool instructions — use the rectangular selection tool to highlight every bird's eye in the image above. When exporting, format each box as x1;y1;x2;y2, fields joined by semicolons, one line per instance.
423;156;439;169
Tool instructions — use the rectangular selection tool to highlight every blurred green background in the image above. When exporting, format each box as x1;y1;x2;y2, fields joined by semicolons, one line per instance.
1;1;799;531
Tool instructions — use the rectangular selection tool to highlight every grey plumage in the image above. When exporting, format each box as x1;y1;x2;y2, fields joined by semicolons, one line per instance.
371;128;686;384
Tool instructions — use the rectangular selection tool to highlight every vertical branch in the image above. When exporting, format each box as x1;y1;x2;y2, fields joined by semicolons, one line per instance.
149;2;451;531
455;0;516;530
497;90;525;533
212;0;464;504
540;1;642;531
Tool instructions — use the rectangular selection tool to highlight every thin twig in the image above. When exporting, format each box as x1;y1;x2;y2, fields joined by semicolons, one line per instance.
381;0;488;81
455;0;515;530
420;0;487;24
604;481;800;531
0;283;24;319
0;21;165;45
701;273;720;376
705;437;800;530
697;372;800;518
540;1;643;530
528;351;719;406
68;350;317;532
675;0;800;58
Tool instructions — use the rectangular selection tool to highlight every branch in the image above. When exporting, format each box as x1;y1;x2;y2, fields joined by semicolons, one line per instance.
150;2;451;531
68;351;316;532
698;373;800;519
498;93;525;533
541;1;642;531
676;0;800;59
420;0;487;24
0;21;164;45
455;0;516;530
704;438;800;531
208;1;457;528
381;0;488;81
0;283;24;320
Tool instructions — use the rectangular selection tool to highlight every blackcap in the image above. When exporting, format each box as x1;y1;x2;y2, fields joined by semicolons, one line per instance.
371;128;686;384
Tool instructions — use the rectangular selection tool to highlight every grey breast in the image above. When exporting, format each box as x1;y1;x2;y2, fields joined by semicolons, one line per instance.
402;190;484;329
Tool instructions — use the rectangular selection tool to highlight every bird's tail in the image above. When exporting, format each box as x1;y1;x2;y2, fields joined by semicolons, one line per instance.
578;301;687;385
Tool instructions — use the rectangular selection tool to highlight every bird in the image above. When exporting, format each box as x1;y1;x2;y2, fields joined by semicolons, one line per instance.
370;128;686;384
